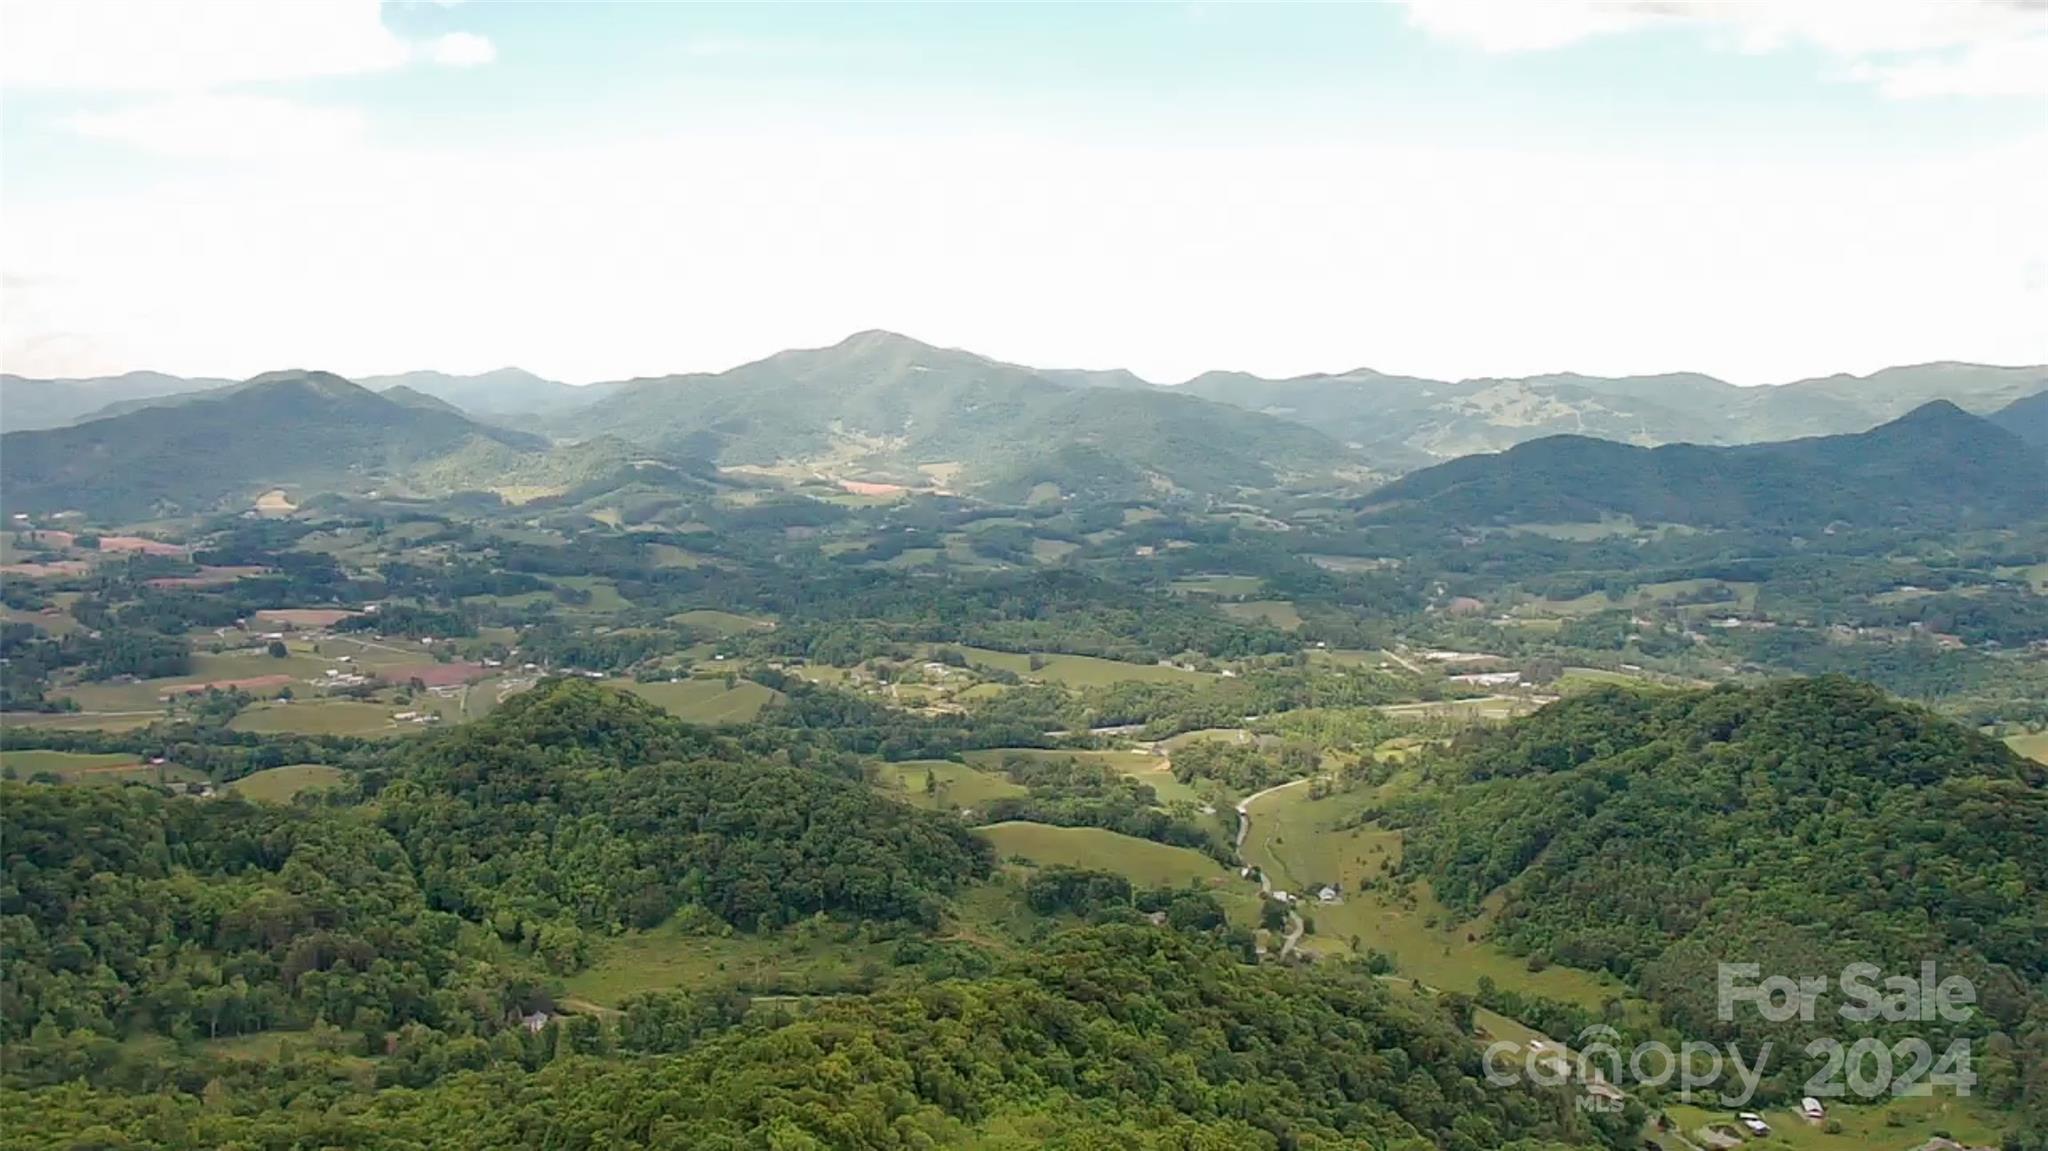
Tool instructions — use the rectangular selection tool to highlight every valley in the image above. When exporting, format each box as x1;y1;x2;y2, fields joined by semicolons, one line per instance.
2;346;2045;1151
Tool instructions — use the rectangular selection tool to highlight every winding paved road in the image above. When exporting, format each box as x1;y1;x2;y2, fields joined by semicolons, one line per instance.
1236;778;1313;957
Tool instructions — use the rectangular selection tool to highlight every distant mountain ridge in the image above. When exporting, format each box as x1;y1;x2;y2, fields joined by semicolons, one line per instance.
1991;388;2048;450
1175;361;2048;468
0;370;235;432
1362;400;2048;531
357;367;624;418
0;370;621;519
21;346;2040;471
554;330;1355;498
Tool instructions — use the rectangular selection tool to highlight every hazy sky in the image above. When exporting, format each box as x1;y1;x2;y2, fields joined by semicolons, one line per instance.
2;0;2043;386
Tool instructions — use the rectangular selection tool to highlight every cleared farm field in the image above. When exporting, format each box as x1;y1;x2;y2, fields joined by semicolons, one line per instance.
551;576;631;612
874;760;1026;811
668;609;774;636
0;710;160;732
1375;696;1539;722
1160;727;1254;750
964;746;1204;807
1029;538;1078;563
230;701;401;736
1;750;137;778
229;764;346;803
974;822;1227;888
0;749;204;787
1169;574;1264;596
960;647;1211;686
622;678;781;724
2008;731;2048;764
565;923;896;1006
1660;1096;2005;1151
1241;781;1611;1009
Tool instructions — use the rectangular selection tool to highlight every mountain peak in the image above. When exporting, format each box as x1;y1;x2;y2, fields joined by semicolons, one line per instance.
827;329;950;357
239;369;369;398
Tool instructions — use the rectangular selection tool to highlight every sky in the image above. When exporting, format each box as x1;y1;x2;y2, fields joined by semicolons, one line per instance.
1;0;2044;387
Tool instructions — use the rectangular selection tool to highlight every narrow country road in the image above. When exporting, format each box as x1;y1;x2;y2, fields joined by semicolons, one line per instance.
1236;777;1313;957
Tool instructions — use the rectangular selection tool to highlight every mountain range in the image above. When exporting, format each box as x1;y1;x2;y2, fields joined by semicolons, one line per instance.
1362;398;2048;531
11;336;2042;470
6;334;2045;523
552;330;1353;498
0;371;652;520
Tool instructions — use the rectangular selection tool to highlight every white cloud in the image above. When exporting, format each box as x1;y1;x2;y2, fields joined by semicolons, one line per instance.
1850;35;2048;98
425;31;496;69
63;94;369;159
0;0;494;91
4;128;2042;386
1399;0;2048;97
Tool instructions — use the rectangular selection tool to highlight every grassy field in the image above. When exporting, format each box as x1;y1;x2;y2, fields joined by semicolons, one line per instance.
1659;1095;2006;1151
1159;727;1256;750
1376;696;1539;722
622;677;781;724
1241;781;1614;1009
0;605;81;637
669;608;774;636
874;759;1026;811
2006;730;2048;764
0;710;160;732
975;822;1229;888
1168;574;1265;596
1519;578;1758;619
564;922;895;1006
644;543;709;568
960;647;1212;686
1508;516;1643;541
0;749;206;787
228;764;347;803
1220;600;1303;630
551;576;631;612
1029;538;1078;564
965;746;1207;807
229;700;403;736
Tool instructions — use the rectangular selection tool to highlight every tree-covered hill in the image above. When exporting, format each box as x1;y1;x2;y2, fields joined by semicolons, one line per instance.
360;367;617;419
1993;388;2048;450
557;330;1354;496
0;370;234;432
0;371;620;518
1360;400;2048;530
1387;678;2048;1127
0;925;1616;1151
0;681;991;1070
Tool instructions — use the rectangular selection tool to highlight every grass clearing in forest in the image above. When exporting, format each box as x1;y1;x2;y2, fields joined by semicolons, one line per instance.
964;746;1206;808
2004;729;2048;764
1168;574;1265;596
1659;1096;2005;1151
565;922;895;1006
230;701;402;736
669;609;774;636
622;677;781;724
228;764;346;803
875;760;1027;811
960;647;1211;686
0;749;207;787
1240;781;1612;1010
974;822;1228;888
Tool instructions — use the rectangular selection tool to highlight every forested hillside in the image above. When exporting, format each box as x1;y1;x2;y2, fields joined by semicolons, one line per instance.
557;331;1355;495
1388;678;2048;1127
0;926;1616;1150
1362;401;2048;529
